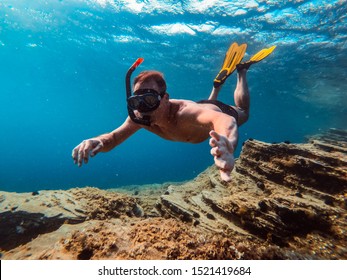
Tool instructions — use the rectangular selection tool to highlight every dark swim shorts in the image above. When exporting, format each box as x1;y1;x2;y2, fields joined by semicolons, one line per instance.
197;100;239;123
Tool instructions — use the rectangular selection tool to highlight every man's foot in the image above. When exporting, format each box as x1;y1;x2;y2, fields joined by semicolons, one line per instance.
236;45;276;72
236;62;251;72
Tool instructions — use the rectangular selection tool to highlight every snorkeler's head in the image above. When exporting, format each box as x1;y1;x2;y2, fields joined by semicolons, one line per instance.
129;71;167;113
133;71;167;95
125;63;167;125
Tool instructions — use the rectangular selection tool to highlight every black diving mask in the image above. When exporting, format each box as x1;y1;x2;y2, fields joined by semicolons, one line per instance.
127;88;164;113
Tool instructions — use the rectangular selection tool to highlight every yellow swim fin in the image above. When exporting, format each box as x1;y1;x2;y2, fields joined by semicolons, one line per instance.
214;42;247;88
237;45;276;71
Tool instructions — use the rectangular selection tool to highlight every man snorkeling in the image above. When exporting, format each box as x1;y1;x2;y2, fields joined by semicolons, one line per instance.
72;43;275;182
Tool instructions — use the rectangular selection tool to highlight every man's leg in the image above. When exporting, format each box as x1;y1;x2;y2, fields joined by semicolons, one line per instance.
209;69;250;125
233;69;250;126
208;86;221;100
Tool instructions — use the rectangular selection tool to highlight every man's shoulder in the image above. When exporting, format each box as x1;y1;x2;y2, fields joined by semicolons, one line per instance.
171;99;206;119
171;99;200;111
170;98;196;105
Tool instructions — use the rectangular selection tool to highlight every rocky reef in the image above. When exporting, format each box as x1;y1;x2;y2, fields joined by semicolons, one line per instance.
1;128;346;260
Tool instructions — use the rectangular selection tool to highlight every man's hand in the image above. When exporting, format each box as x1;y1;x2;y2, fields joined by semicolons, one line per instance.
72;138;104;167
209;130;235;182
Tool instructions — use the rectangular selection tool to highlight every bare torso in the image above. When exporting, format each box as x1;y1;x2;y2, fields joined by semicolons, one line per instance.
143;99;233;143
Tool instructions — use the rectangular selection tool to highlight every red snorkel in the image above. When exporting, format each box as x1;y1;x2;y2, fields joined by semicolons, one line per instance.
126;58;144;99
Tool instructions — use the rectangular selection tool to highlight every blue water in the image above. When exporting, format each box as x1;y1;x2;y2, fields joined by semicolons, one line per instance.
1;0;346;192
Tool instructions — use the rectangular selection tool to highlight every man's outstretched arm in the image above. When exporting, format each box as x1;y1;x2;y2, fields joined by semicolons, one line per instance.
72;117;141;167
